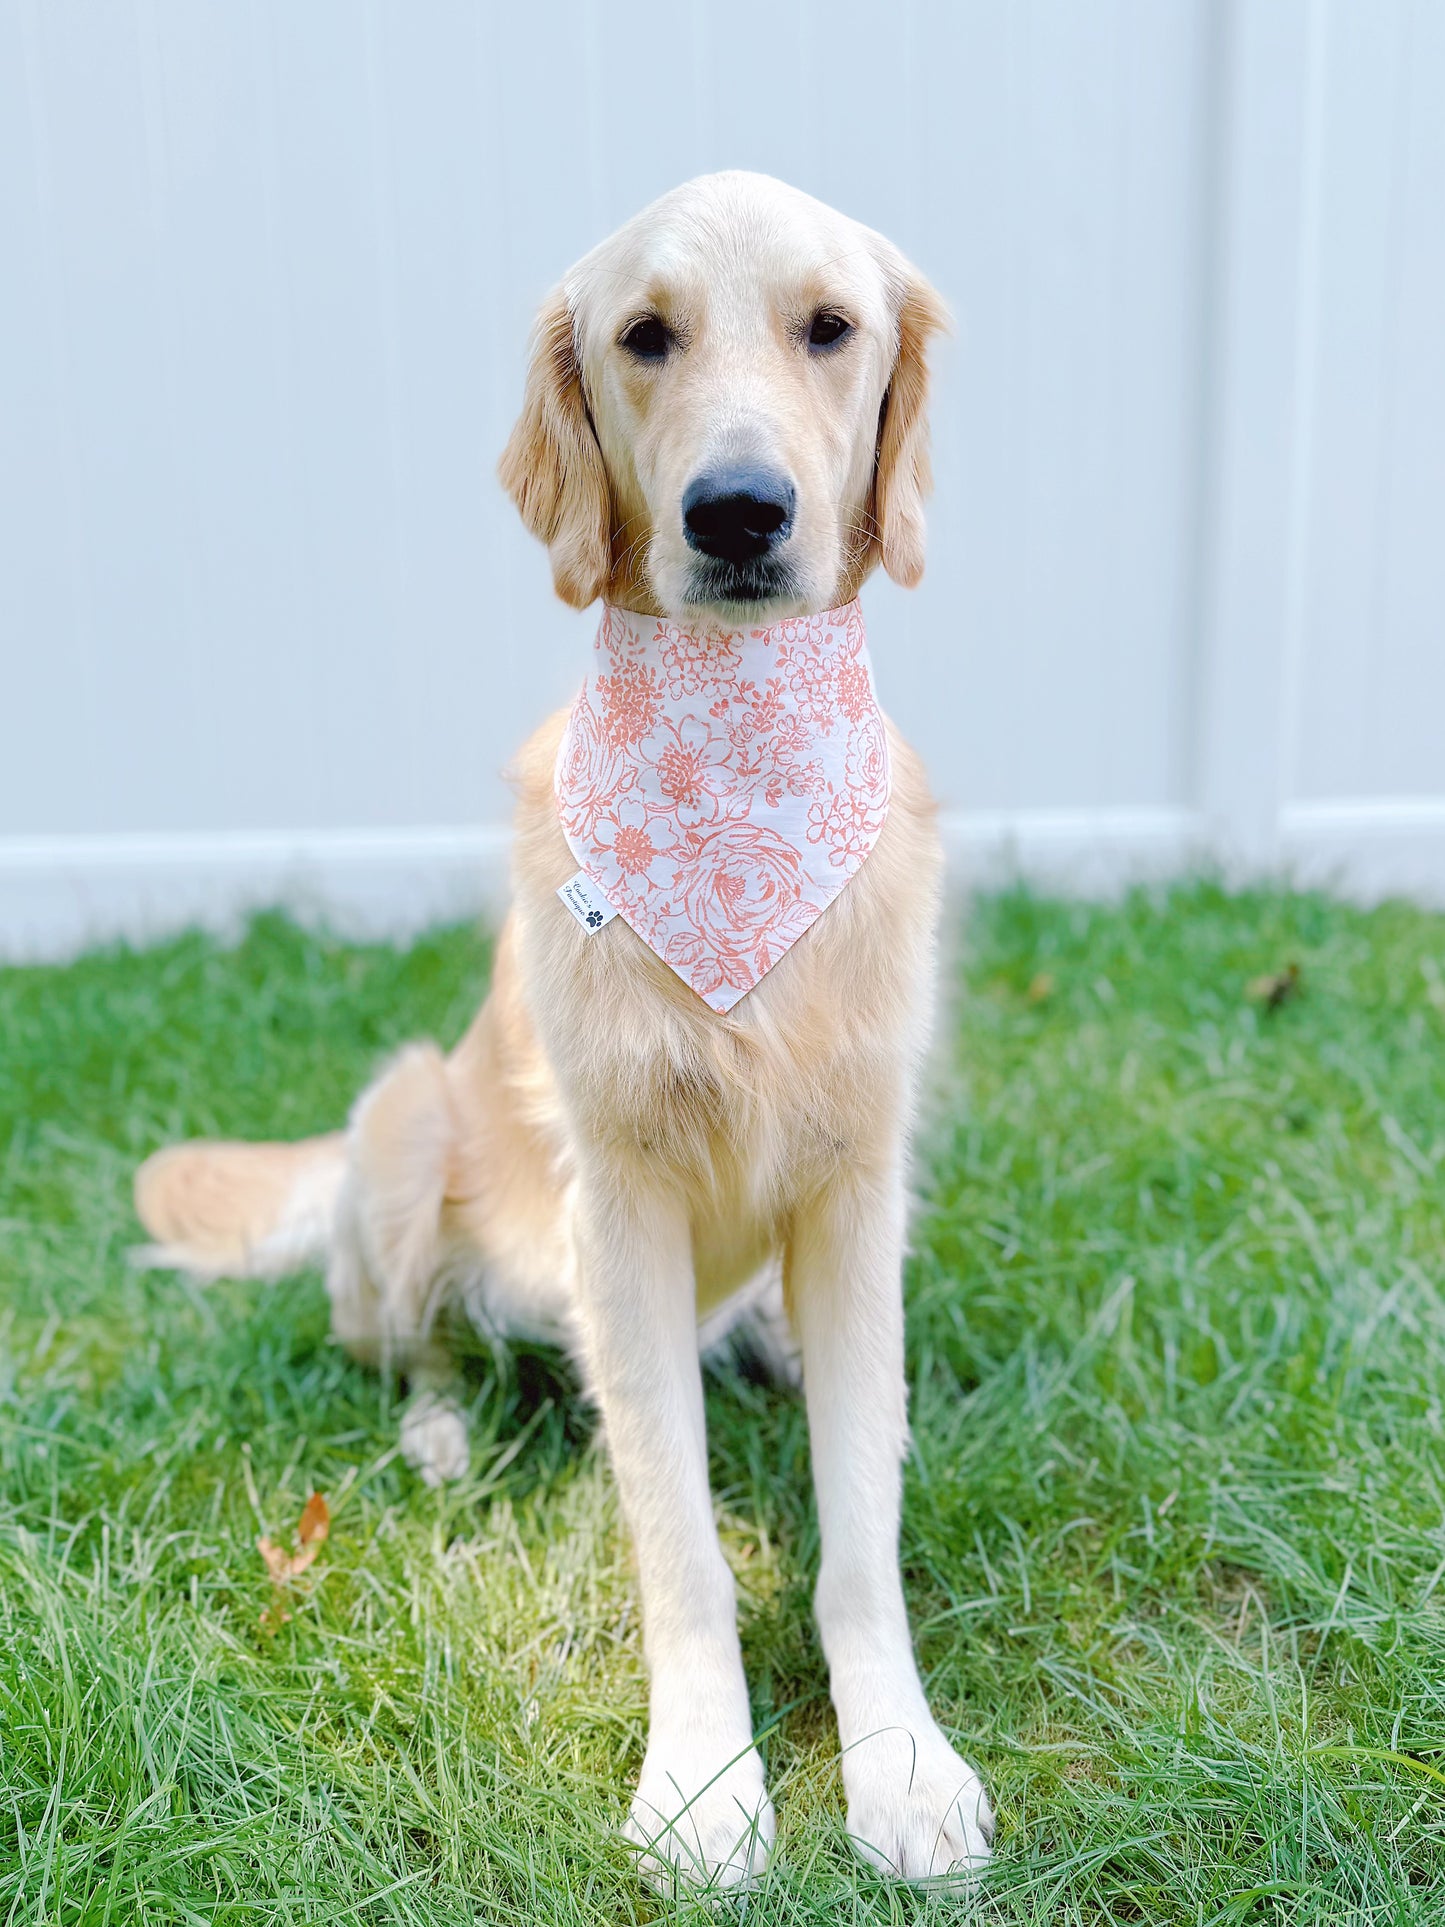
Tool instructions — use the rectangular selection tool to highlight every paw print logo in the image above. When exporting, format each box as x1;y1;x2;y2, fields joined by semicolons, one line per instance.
586;909;604;929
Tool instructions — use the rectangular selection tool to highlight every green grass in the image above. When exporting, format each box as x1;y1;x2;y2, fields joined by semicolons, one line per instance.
4;883;1445;1924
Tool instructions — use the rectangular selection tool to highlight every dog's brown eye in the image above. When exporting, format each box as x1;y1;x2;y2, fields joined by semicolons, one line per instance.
620;316;670;361
808;311;852;349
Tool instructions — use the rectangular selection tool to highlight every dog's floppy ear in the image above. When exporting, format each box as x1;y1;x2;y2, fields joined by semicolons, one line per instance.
498;288;611;609
872;266;950;589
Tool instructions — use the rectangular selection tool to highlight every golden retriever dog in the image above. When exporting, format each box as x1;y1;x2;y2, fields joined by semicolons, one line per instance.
135;171;993;1889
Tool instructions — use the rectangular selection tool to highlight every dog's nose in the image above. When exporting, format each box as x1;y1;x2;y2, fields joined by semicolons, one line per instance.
682;468;796;565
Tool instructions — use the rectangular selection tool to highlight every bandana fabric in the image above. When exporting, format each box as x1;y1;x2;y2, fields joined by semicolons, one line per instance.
555;599;890;1013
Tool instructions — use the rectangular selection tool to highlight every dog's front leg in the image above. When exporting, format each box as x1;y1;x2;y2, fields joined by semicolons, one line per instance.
575;1164;773;1890
792;1163;993;1881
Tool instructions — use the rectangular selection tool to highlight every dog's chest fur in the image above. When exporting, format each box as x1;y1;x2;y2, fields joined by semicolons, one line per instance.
505;710;944;1289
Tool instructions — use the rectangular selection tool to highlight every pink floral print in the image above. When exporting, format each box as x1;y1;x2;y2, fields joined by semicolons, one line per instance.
556;600;890;1013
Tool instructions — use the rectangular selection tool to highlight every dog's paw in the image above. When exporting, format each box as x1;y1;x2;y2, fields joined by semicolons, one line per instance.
623;1737;774;1892
841;1721;992;1883
399;1392;470;1487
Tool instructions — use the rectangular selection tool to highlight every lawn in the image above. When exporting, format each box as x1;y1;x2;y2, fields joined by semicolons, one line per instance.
3;883;1445;1925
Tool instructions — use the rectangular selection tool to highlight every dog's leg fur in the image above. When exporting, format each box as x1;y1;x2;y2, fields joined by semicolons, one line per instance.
790;1162;992;1880
330;1043;473;1484
136;1051;473;1486
574;1157;773;1888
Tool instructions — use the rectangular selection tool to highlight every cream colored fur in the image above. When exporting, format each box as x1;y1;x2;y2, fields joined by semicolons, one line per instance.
135;172;991;1889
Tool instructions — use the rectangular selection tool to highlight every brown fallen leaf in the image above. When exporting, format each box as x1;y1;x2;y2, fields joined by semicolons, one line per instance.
1246;963;1301;1013
257;1491;330;1632
298;1490;330;1548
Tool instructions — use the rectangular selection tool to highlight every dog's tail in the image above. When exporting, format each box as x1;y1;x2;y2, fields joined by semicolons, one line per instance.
133;1132;348;1280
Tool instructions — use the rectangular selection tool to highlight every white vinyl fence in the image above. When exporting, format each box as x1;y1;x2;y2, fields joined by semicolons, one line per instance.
3;0;1443;957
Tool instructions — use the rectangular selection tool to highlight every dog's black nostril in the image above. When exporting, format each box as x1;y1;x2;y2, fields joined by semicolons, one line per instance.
682;467;796;566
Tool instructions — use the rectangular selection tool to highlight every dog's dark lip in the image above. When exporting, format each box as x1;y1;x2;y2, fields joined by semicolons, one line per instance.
681;558;800;621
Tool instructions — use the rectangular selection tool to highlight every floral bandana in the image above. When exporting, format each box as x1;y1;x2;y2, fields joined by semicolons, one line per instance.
555;599;890;1013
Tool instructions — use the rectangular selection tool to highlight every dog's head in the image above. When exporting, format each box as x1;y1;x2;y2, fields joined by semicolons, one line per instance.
500;172;948;624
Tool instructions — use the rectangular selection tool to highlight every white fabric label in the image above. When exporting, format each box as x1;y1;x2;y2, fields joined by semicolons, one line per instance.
557;870;619;933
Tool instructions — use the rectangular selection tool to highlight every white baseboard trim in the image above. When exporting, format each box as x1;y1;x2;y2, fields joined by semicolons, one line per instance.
0;825;514;962
941;806;1207;891
3;799;1444;962
948;798;1445;906
1278;797;1445;907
